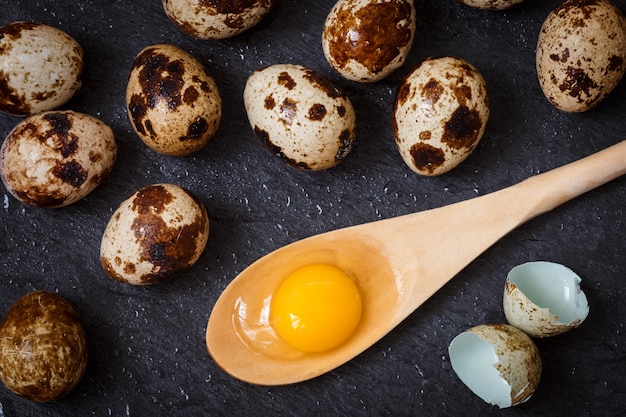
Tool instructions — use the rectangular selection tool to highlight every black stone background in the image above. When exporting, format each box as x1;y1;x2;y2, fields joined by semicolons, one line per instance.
1;0;625;416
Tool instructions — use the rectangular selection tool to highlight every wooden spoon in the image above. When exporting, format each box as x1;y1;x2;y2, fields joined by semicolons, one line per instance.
206;140;626;385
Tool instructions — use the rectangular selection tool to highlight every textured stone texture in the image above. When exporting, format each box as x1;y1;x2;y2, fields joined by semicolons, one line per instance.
1;0;625;416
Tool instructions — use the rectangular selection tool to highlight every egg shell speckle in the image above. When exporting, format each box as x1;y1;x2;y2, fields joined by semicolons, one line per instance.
0;22;83;116
0;110;117;208
0;291;87;403
322;0;416;82
100;183;209;285
393;56;489;176
162;0;276;40
536;0;626;112
244;63;357;171
126;44;222;156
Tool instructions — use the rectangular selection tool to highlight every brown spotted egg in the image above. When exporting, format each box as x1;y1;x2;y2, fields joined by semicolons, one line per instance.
126;44;221;157
0;110;116;208
393;56;489;176
536;0;626;112
100;183;209;285
0;22;83;116
457;0;524;10
322;0;416;83
162;0;276;40
244;64;357;171
0;291;88;403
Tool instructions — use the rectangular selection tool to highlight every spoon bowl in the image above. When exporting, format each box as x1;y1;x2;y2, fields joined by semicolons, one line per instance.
207;140;626;385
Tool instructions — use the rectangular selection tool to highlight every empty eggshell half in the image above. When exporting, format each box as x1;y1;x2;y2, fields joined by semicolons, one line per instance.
449;323;542;408
503;261;589;338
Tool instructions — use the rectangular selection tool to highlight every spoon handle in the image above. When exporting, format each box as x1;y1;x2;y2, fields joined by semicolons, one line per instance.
394;140;626;320
514;140;626;223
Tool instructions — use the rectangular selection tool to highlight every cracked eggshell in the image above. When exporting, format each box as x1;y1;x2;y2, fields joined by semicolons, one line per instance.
393;56;489;176
162;0;276;40
504;261;589;338
322;0;416;83
457;0;524;10
244;64;357;171
536;0;626;112
0;22;83;116
0;291;87;402
0;110;117;208
126;44;221;157
100;183;209;285
449;324;541;409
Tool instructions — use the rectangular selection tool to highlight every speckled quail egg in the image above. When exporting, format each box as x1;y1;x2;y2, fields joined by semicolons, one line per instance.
503;261;589;338
126;44;222;156
0;291;87;402
449;324;542;408
162;0;276;40
100;183;209;285
393;56;489;176
322;0;416;82
0;22;83;116
0;110;117;208
536;0;626;112
244;64;357;171
457;0;524;10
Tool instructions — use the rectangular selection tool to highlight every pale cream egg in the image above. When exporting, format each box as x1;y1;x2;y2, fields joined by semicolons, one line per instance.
244;64;357;171
393;56;489;175
0;22;83;116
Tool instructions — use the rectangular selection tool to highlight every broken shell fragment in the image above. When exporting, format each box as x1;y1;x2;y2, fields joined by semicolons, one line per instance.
503;261;589;338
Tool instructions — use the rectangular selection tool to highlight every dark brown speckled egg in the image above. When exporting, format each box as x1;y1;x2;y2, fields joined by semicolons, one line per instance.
322;0;416;83
100;183;209;285
126;44;221;156
0;110;117;208
0;291;88;402
162;0;276;40
393;56;489;176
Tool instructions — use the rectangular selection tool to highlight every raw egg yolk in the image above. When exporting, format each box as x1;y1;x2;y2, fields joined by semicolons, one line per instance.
270;263;362;353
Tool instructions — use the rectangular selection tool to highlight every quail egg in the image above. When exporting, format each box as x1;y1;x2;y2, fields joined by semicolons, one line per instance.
449;323;542;408
162;0;276;40
322;0;416;82
126;44;222;157
100;183;209;285
457;0;525;10
0;110;117;208
393;56;489;175
503;261;589;338
0;22;83;116
0;291;87;402
244;63;357;171
536;0;626;112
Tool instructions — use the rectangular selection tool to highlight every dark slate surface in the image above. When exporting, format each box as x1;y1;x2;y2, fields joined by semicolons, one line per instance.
1;0;625;416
